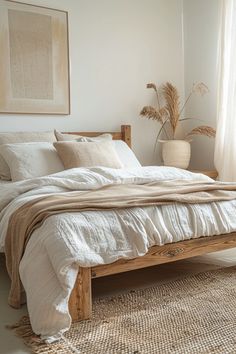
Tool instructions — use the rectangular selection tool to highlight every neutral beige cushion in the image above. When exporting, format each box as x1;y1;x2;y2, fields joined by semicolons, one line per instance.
54;130;112;142
54;141;123;169
0;131;56;180
55;130;142;168
0;142;64;182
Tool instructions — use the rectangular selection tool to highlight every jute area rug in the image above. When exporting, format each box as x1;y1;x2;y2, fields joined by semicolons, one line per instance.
12;266;236;354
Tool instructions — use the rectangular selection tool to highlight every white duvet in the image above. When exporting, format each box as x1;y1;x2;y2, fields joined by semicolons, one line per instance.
1;166;236;342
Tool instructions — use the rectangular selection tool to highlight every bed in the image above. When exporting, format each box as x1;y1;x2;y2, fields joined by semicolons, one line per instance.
1;124;236;343
68;126;236;321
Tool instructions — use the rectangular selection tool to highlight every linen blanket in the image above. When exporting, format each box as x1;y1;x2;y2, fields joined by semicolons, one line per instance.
5;178;236;310
2;166;236;342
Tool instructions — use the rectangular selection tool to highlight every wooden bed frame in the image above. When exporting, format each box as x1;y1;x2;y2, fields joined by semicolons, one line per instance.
68;125;236;321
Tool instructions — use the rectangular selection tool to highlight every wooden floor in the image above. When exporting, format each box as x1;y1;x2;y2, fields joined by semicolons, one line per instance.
0;248;236;354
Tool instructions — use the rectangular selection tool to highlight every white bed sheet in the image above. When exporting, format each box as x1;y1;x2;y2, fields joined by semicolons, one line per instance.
1;166;236;342
0;180;13;252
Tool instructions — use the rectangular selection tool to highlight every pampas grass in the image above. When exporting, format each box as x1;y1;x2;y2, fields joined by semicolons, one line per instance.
186;126;216;139
140;81;216;142
140;106;164;123
162;82;180;134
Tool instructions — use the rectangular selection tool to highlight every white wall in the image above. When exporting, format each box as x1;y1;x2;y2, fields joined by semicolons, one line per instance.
0;0;184;165
183;0;221;170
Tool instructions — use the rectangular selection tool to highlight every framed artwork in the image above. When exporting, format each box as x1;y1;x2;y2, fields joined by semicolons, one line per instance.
0;0;70;114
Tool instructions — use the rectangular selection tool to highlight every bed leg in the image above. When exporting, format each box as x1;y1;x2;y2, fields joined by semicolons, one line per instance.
69;267;92;321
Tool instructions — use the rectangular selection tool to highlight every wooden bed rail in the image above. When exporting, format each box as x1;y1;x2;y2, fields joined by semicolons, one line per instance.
69;232;236;321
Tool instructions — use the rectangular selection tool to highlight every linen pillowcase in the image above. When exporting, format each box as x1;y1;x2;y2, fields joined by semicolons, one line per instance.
112;140;141;168
54;130;141;168
0;131;56;180
54;141;123;169
0;142;64;182
54;130;112;142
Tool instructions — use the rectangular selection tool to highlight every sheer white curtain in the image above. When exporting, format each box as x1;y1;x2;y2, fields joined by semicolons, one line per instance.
214;0;236;181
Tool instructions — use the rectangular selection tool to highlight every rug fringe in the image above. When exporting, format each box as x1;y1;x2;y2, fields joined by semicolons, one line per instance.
6;316;75;354
6;315;37;339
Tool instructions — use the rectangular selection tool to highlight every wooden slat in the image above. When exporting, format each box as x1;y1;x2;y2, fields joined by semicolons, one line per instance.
121;125;131;147
91;232;236;278
69;267;92;321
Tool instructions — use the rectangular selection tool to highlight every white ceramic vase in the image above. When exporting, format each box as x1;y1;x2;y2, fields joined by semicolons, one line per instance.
160;140;191;169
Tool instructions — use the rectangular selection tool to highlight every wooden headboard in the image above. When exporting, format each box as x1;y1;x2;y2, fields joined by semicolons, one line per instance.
63;125;131;148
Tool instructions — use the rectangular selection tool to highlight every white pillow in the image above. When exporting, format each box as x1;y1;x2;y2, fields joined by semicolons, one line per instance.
55;130;142;168
0;131;56;180
54;130;112;142
0;142;64;181
112;140;141;168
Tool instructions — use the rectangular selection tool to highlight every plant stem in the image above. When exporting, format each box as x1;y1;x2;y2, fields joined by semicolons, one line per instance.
179;91;193;116
163;126;170;139
154;86;169;137
152;119;170;161
162;119;171;140
155;91;161;111
156;119;170;143
179;117;204;122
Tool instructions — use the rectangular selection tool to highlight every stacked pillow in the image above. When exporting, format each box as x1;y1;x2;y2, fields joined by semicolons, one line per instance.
54;130;141;170
54;129;123;169
0;131;56;181
0;142;64;182
0;130;141;182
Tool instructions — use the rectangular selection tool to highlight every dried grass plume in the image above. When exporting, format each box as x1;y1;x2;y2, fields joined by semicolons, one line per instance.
140;80;215;144
146;83;157;92
140;106;163;123
162;82;180;134
186;126;216;139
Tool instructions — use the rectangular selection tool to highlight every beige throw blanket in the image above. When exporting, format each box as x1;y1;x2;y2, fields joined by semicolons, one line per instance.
5;179;236;308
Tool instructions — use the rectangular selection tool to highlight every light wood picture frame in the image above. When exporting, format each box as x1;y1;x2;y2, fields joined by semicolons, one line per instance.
0;0;70;115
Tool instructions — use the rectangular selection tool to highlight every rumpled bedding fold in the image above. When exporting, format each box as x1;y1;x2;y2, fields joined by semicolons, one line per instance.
2;166;236;341
5;178;236;309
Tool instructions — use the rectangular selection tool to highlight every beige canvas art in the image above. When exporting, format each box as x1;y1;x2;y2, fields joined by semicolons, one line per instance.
0;0;70;114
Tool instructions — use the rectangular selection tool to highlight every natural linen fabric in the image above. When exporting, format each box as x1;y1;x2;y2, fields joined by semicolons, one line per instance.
5;178;236;310
0;142;64;181
55;128;141;168
54;141;123;169
0;131;56;180
214;0;236;181
112;140;142;168
2;165;236;342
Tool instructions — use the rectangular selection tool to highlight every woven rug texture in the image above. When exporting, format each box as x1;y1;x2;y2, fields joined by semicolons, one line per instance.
11;266;236;354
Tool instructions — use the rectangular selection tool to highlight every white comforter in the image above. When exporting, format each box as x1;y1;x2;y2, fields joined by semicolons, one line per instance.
1;166;236;342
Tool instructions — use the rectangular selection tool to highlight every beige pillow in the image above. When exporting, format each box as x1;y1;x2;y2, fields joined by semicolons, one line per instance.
0;142;64;182
54;130;112;142
0;131;56;180
54;141;123;169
